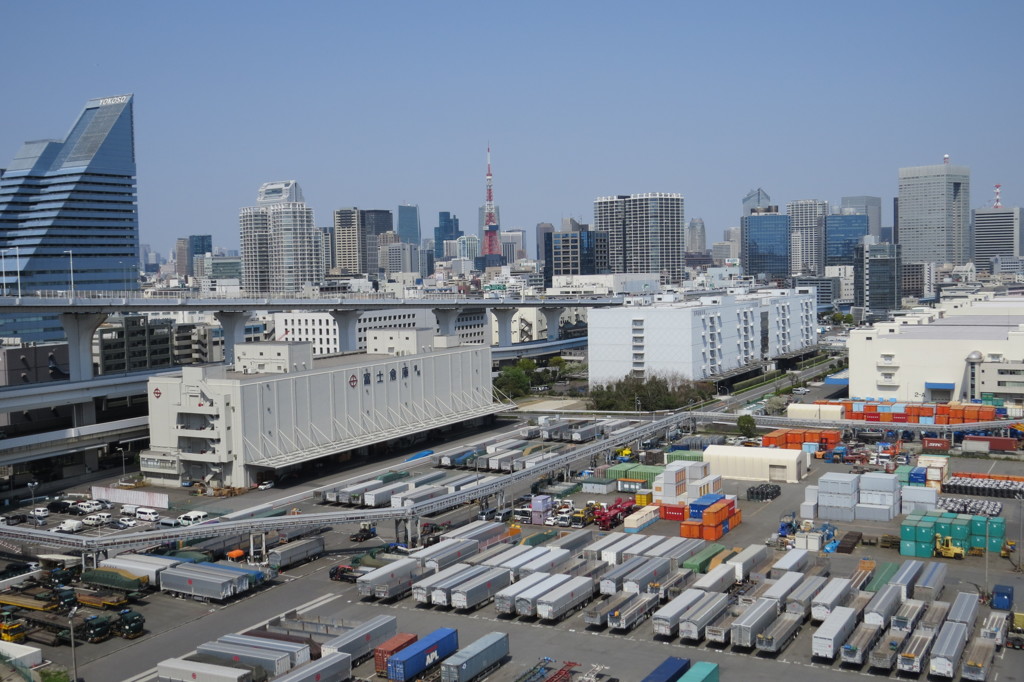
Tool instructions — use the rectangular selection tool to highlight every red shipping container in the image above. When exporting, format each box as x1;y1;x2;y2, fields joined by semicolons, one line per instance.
892;413;908;423
375;633;418;676
864;412;881;422
922;437;951;451
964;435;1018;452
660;504;688;521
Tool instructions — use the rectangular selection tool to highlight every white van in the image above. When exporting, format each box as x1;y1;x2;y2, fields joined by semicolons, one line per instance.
57;519;84;533
177;511;209;526
158;517;182;529
121;504;139;517
135;508;160;522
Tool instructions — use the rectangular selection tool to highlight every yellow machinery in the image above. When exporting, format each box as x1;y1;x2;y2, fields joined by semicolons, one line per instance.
1001;540;1017;558
0;617;27;643
934;534;965;560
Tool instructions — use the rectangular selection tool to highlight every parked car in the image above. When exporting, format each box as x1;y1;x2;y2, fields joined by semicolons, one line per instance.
47;500;72;514
117;517;137;527
66;506;89;516
94;499;114;509
1;514;27;526
257;480;275;490
82;515;105;527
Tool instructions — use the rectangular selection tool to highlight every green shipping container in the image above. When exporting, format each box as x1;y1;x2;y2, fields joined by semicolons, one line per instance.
606;463;639;478
901;522;917;541
989;517;1006;538
521;530;557;546
628;465;665;488
915;521;935;542
866;563;900;592
988;536;1004;553
971;516;988;536
916;542;935;558
969;535;987;549
906;512;924;523
679;661;720;682
924;510;944;518
666;451;703;463
941;512;957;521
934;520;951;537
949;537;966;549
376;470;410;484
951;519;971;540
900;540;917;557
896;465;913;483
683;543;726;574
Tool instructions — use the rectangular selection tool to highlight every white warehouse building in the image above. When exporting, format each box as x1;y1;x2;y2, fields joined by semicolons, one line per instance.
848;292;1024;405
142;332;504;488
588;288;817;386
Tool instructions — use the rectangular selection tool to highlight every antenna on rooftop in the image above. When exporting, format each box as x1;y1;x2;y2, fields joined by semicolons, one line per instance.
993;184;1003;209
943;154;950;165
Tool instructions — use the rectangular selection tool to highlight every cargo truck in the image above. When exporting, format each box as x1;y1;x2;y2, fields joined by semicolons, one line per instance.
493;572;552;615
929;621;968;678
891;598;926;633
387;627;458;682
786;575;827;617
840;622;881;666
450;567;511;610
19;609;113;644
80;568;148;594
898;628;936;674
705;605;743;645
515;573;573;617
430;566;491;608
811;578;852;623
730;598;778;648
356;558;419;600
652;588;704;638
267;537;324;570
961;636;996;681
440;631;509;682
584;592;635;628
980;611;1009;648
536;576;596;621
607;592;659;630
812;606;857;659
679;592;730;641
867;628;908;670
756;612;803;654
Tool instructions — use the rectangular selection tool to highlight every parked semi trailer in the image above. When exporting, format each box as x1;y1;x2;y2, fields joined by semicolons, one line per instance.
515;574;573;618
440;631;509;682
652;589;704;638
607;592;659;631
679;592;730;641
536;576;596;622
867;628;908;671
267;538;324;571
929;621;968;678
431;566;491;608
584;592;635;628
840;622;881;666
412;563;474;605
356;558;418;600
705;605;743;646
786;575;827;618
731;598;778;649
898;628;936;674
492;572;551;616
321;615;397;665
961;636;996;682
891;598;927;633
756;612;803;654
271;652;352;682
812;606;857;660
450;567;512;611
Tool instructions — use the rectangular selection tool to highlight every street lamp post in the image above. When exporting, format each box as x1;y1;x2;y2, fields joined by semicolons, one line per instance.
68;605;79;682
63;250;74;296
118;447;127;479
27;482;37;509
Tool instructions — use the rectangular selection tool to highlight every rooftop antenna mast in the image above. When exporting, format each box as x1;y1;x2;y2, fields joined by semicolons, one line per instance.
993;184;1003;209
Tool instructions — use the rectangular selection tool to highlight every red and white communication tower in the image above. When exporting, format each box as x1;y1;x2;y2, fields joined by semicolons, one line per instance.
482;146;502;257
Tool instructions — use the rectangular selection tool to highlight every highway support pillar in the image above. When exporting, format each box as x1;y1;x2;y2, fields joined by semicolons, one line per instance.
214;311;249;364
490;308;517;347
432;307;463;336
329;309;363;353
538;307;565;341
59;312;107;382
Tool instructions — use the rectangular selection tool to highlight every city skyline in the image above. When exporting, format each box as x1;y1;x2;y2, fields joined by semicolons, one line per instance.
1;3;1022;260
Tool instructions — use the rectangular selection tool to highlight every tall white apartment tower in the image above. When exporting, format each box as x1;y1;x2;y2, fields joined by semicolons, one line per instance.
786;199;828;276
241;181;323;294
594;193;685;284
898;159;971;266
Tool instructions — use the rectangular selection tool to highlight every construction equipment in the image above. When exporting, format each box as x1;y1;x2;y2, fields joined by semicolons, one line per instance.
570;505;594;529
1001;540;1017;558
934;534;965;560
0;616;27;643
594;497;634;531
349;522;377;543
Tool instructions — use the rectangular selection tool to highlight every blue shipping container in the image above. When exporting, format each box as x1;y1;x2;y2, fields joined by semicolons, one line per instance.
387;628;458;681
992;584;1014;611
640;656;691;682
695;494;724;507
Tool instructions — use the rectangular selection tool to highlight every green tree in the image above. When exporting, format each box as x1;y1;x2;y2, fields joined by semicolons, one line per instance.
737;415;758;438
494;367;530;397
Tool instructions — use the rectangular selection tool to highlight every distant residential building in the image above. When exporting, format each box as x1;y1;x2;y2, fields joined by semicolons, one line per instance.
397;204;421;245
898;160;971;266
241;181;322;294
840;196;882;238
456;234;480;261
740;209;790;281
334;208;363;274
787;199;828;275
685;218;707;253
93;315;172;375
824;213;869;268
594;193;685;284
901;261;937;299
434;212;461;259
855;237;902;321
973;206;1022;273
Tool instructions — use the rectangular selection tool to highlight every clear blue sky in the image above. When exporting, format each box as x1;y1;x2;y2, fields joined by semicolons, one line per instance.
2;1;1022;258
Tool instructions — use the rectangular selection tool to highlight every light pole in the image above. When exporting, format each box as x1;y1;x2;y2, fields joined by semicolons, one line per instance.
63;250;74;296
68;605;79;682
118;447;127;479
27;482;37;509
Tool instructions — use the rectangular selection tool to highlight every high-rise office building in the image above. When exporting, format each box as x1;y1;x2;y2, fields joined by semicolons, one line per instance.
375;231;401;274
840;196;882;238
333;208;363;274
742;188;772;216
361;210;393;277
434;212;461;259
855;237;902;321
786;199;828;275
824;213;869;269
897;160;971;266
973;206;1022;273
383;242;419;277
685;218;706;253
594;193;685;284
174;238;190;277
320;226;336;271
501;230;526;263
535;222;554;262
455;234;480;261
543;228;609;288
397;204;420;245
240;181;322;293
740;209;790;281
0;94;139;341
176;234;212;278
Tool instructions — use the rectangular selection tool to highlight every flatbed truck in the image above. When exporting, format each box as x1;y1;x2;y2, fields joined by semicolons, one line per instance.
756;612;803;654
583;593;635;628
868;628;908;671
898;629;935;674
607;592;658;631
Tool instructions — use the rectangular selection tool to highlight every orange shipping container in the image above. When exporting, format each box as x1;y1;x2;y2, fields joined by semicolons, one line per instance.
936;415;949;424
936;404;950;416
864;403;878;413
731;509;742;527
701;523;724;541
680;519;703;538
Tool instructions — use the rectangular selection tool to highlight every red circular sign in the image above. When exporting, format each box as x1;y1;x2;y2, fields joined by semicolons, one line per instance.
349;374;358;388
153;388;162;399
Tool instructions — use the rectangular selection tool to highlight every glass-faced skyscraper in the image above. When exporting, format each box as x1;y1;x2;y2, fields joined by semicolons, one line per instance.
740;211;790;281
898;161;971;266
434;212;461;259
824;214;869;268
397;204;421;245
0;94;139;341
